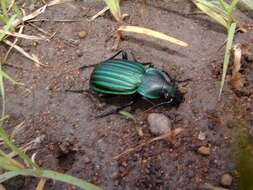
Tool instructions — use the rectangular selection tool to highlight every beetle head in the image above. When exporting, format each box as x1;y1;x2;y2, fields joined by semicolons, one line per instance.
162;83;184;107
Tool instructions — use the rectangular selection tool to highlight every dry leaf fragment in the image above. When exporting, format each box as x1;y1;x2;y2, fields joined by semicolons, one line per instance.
231;44;243;90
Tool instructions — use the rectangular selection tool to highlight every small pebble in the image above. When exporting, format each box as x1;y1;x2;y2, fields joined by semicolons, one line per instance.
112;172;120;180
198;146;210;156
208;123;216;130
76;50;83;57
198;131;206;140
213;187;229;190
147;113;171;136
78;31;87;39
220;173;233;187
203;183;228;190
0;184;6;190
84;156;91;164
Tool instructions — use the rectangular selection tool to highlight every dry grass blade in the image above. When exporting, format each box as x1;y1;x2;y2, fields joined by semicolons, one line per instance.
36;178;47;190
7;0;16;11
114;25;188;49
89;6;109;21
0;155;23;171
11;5;47;28
10;121;25;140
0;149;25;169
11;0;73;28
7;135;46;158
47;0;74;6
7;145;31;158
4;25;24;62
3;39;44;67
0;29;47;40
231;44;243;90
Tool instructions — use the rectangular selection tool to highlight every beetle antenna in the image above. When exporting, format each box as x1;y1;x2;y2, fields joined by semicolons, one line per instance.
143;99;173;113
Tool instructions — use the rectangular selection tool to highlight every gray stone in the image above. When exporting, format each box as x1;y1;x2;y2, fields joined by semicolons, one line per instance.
147;113;171;135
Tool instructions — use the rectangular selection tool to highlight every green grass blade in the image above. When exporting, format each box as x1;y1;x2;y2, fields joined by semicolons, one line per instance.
119;111;135;120
0;14;16;41
193;0;229;29
218;0;229;11
0;156;21;171
219;22;237;98
0;149;24;169
0;128;40;170
0;0;8;16
0;64;5;118
103;0;122;22
0;169;102;190
12;4;22;17
194;0;228;17
0;14;8;23
240;0;253;10
0;69;20;85
227;0;240;26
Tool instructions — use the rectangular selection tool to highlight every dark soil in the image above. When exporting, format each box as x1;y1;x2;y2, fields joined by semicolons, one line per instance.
2;0;253;190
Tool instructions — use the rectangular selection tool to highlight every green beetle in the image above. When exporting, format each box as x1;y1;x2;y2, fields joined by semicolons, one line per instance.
89;51;183;106
67;50;184;117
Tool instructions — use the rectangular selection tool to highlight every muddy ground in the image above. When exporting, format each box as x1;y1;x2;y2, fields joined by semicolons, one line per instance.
2;0;253;190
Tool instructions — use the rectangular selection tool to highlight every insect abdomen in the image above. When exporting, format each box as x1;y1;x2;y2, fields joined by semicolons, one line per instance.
90;59;146;95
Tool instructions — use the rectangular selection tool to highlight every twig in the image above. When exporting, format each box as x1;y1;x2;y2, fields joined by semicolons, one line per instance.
113;133;169;161
27;19;81;23
89;6;109;21
28;22;52;36
113;128;183;161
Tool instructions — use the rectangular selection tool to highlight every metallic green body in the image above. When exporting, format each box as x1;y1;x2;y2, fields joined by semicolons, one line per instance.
90;59;178;100
90;59;146;95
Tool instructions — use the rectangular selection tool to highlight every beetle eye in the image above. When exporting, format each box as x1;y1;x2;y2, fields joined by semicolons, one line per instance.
164;92;169;98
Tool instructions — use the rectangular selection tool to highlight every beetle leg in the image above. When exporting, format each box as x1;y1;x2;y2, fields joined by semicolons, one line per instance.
122;51;128;60
129;51;137;62
78;50;125;70
128;51;152;65
65;89;89;93
175;78;192;83
95;100;135;118
162;69;192;84
105;50;123;60
142;97;156;106
162;70;174;81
